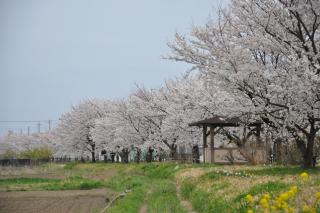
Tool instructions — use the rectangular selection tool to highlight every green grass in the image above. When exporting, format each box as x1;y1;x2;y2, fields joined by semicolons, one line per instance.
242;166;320;176
108;186;148;213
106;163;186;212
106;172;150;213
64;161;78;170
43;176;105;190
1;176;106;191
141;163;185;179
147;180;186;213
180;179;233;213
0;177;60;185
106;174;147;192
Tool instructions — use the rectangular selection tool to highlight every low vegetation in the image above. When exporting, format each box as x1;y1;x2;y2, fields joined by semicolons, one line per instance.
0;162;319;212
0;146;54;160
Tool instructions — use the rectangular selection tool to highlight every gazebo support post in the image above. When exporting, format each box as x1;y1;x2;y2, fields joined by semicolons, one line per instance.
256;124;262;146
203;126;207;163
189;116;263;164
210;127;215;163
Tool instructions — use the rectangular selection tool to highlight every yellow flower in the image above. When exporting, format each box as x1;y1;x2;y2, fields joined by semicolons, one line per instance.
288;186;298;196
274;199;282;208
303;205;316;213
260;197;269;209
281;201;288;210
271;205;277;211
300;172;309;181
279;192;290;201
303;205;317;213
247;210;253;213
245;194;254;203
262;193;271;201
287;207;294;213
316;192;320;201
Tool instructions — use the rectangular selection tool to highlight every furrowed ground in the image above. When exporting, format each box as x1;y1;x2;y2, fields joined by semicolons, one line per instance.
0;163;319;213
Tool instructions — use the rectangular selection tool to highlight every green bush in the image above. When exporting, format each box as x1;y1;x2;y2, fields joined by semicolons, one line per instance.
0;150;19;159
20;147;54;160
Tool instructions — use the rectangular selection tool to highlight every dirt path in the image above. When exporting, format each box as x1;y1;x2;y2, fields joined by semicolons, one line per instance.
0;189;116;213
176;182;197;213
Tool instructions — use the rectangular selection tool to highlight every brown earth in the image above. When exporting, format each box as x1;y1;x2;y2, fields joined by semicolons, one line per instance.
0;189;116;213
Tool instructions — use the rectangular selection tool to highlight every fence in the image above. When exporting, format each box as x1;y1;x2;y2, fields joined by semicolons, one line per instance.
0;157;89;166
0;159;50;166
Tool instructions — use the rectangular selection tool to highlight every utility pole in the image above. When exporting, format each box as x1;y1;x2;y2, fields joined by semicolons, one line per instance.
48;120;51;131
27;127;30;136
37;122;41;133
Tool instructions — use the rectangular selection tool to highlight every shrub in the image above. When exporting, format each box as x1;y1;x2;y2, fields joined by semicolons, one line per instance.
0;150;19;159
20;146;54;160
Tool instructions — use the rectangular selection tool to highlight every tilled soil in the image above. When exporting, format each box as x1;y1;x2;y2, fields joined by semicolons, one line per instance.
0;189;116;213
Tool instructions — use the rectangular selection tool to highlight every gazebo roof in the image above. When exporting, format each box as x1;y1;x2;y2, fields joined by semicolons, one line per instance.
189;116;262;127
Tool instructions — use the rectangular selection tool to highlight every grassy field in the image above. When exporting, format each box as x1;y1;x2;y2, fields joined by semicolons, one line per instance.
0;162;320;213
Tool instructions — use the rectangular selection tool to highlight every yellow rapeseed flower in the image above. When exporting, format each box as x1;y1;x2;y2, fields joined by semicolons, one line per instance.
260;197;269;209
245;194;254;203
247;210;253;213
279;192;290;201
275;199;288;210
287;207;294;213
288;186;298;197
281;201;289;210
271;205;277;211
262;193;271;201
303;205;316;213
300;172;309;181
316;192;320;201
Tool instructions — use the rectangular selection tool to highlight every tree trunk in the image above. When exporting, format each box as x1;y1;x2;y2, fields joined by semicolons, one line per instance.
303;133;315;168
135;148;141;163
192;145;200;163
146;147;154;163
110;152;115;163
121;148;129;164
159;148;164;162
91;144;96;163
170;143;177;159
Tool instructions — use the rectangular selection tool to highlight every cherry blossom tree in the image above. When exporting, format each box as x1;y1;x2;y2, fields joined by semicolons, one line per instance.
0;131;58;158
55;99;109;162
91;100;148;163
169;0;320;167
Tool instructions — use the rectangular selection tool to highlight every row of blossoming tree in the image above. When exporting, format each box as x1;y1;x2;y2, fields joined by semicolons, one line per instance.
1;0;319;168
53;74;237;163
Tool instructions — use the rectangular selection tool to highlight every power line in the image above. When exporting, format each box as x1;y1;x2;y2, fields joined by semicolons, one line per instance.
0;120;58;135
0;120;58;123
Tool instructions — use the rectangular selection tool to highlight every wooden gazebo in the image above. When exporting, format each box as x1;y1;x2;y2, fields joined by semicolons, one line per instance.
189;116;262;163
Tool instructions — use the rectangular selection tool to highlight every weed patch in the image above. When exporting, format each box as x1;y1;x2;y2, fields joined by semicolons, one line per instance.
141;163;184;179
147;180;186;213
181;179;233;212
64;162;78;170
234;181;288;202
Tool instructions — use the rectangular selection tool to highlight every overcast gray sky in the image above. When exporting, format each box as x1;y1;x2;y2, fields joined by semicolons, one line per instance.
0;0;229;133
